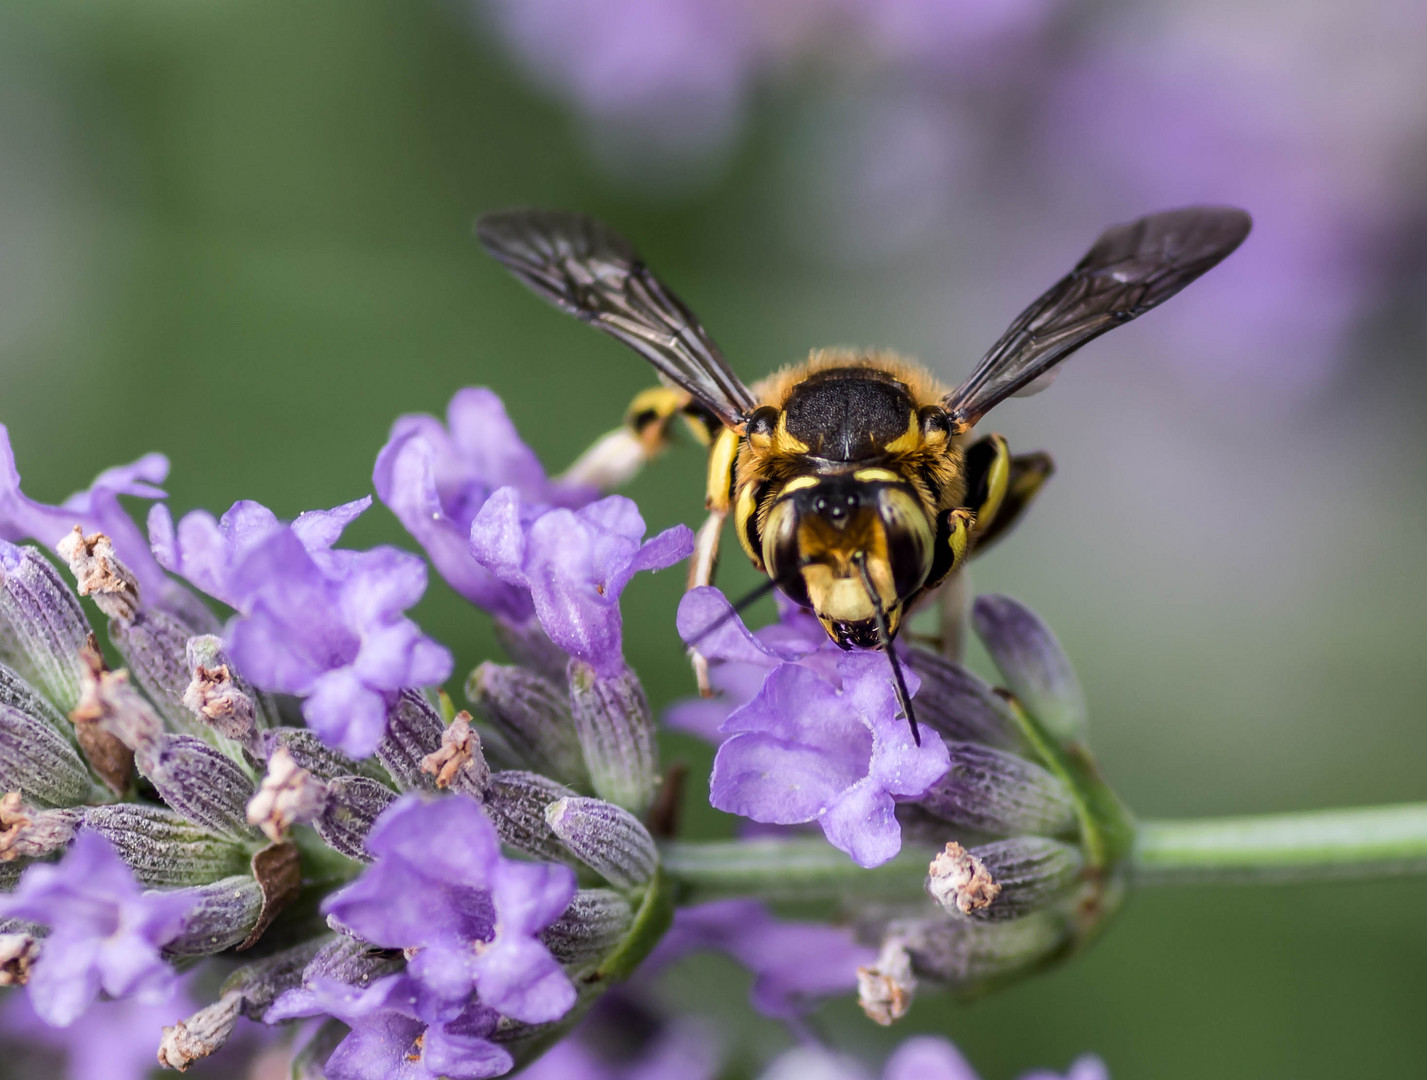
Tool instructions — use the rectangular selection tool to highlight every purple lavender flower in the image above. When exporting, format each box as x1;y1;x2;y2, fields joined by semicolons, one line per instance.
652;899;875;1020
679;589;949;867
521;1004;720;1080
151;496;451;758
0;830;192;1026
374;388;594;621
471;491;693;676
324;794;577;1024
148;495;370;609
268;973;511;1080
0;422;180;607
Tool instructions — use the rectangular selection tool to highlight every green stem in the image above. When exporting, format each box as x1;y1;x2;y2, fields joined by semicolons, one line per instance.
661;803;1427;901
1132;803;1427;886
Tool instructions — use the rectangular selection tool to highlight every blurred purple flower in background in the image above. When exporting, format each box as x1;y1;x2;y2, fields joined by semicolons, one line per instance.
0;830;192;1027
476;0;1427;399
759;1036;1107;1080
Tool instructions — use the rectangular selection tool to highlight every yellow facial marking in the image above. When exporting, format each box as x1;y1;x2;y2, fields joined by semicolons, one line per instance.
852;467;903;484
780;476;820;495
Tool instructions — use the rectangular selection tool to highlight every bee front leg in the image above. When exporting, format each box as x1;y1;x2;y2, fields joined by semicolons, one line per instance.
686;426;740;696
559;385;720;492
687;508;727;696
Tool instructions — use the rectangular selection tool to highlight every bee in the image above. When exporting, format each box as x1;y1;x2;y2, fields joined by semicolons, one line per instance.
476;207;1251;741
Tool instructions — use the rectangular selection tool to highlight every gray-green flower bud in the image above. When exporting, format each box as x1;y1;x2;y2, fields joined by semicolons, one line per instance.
314;776;398;862
467;662;586;786
84;803;251;887
483;770;580;865
0;698;94;808
0;544;90;712
972;594;1086;741
157;990;242;1071
568;661;657;816
539;887;633;969
164;875;265;958
917;742;1077;837
376;690;445;793
545;796;657;889
138;735;261;841
928;838;1085;922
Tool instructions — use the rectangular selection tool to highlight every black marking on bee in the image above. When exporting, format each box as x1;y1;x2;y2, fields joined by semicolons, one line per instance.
963;438;1001;514
782;368;915;461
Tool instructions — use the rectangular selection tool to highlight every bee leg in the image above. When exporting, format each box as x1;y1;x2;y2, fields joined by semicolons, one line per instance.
686;425;740;695
559;385;720;492
968;446;1055;558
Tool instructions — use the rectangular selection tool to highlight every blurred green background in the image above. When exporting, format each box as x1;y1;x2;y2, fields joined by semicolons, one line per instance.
2;0;1426;1076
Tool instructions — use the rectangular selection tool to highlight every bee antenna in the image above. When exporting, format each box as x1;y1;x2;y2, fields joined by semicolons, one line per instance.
853;554;921;747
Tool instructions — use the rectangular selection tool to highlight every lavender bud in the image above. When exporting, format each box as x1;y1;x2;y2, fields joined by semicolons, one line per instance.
929;838;1085;922
186;635;275;733
220;937;327;1020
0;793;81;862
857;935;917;1026
890;909;1067;990
0;543;89;711
494;614;571;685
138;734;260;840
301;933;402;989
0;661;72;739
545;796;657;889
56;528;140;622
245;841;302;950
539;887;633;968
84;803;250;887
106;608;197;732
420;711;490;798
265;727;368;783
0;930;40;986
375;689;444;792
314;776;397;861
164;876;265;958
0;700;94;808
917;742;1076;837
483;770;579;864
568;661;657;815
247;746;330;843
156;989;241;1071
972;595;1086;741
903;649;1029;753
71;650;162;755
467;662;586;786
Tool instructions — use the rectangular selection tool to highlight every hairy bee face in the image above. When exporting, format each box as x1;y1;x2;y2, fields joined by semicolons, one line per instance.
761;474;935;650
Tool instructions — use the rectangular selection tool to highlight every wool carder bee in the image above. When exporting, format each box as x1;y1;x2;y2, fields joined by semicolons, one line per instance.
476;207;1251;740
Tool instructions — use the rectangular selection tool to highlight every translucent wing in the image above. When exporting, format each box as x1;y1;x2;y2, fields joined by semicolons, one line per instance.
944;206;1252;429
476;209;757;429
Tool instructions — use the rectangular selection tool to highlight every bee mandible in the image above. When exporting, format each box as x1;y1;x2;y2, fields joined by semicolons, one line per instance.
476;207;1252;742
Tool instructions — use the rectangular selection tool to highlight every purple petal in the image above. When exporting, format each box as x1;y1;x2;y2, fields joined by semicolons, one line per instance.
472;936;575;1024
469;487;531;587
820;779;902;867
711;733;859;824
25;933;104;1027
303;669;392;758
291;497;372;551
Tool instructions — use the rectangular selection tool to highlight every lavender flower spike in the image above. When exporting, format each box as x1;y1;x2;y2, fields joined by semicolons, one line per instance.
374;387;595;620
0;830;192;1026
710;653;950;868
324;794;577;1024
472;490;693;676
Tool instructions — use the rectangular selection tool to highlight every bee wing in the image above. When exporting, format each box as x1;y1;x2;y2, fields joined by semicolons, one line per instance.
476;209;758;429
944;206;1252;429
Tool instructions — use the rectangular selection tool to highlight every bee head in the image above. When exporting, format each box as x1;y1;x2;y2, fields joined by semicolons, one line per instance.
761;474;934;647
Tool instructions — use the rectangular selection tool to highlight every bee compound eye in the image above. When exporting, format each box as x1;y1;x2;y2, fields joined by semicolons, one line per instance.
746;407;778;440
919;406;951;437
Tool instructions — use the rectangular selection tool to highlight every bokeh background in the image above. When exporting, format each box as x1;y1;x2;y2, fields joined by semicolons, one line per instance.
2;0;1426;1076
